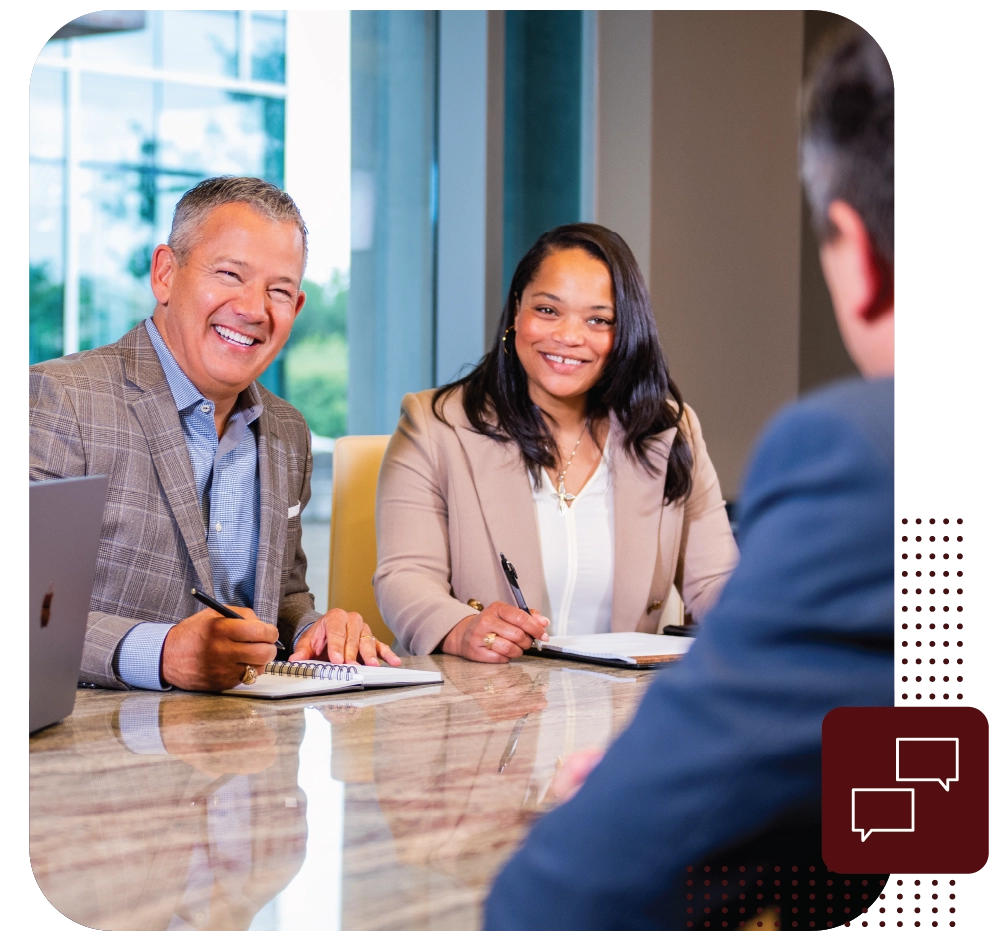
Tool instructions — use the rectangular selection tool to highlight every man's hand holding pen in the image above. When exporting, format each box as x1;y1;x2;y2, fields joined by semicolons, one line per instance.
442;602;550;663
162;606;280;691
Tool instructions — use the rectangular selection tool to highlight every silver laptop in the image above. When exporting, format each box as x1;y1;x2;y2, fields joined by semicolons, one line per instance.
30;475;108;733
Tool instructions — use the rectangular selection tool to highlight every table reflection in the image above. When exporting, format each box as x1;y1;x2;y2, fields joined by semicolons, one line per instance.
29;656;651;931
30;693;307;930
332;658;643;929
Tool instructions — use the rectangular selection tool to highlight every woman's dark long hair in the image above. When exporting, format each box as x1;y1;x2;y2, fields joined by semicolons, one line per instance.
433;223;693;503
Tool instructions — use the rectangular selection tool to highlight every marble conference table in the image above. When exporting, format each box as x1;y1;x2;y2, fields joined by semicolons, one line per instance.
30;654;655;930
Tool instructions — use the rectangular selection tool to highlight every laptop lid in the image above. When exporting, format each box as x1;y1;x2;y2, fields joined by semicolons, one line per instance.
30;475;108;733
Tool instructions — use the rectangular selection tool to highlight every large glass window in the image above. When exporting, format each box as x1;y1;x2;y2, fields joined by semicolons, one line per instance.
29;66;66;364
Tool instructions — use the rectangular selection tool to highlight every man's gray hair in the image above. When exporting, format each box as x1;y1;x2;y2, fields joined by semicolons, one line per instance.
168;176;308;269
800;26;893;269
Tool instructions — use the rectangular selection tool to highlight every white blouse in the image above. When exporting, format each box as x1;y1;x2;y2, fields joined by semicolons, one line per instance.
532;453;614;635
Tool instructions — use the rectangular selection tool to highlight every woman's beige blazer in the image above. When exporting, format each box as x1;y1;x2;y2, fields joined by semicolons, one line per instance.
374;387;739;655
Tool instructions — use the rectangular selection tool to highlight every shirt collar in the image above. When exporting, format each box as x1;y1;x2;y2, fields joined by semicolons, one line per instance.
144;317;263;425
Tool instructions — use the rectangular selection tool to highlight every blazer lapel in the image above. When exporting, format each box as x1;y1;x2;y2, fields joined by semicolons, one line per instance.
253;405;289;625
123;328;214;594
610;418;677;631
453;423;548;614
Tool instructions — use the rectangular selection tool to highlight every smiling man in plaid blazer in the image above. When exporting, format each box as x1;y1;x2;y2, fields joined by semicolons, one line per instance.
30;177;399;691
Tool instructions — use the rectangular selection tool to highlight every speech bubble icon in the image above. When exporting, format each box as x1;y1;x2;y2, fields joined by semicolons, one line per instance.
896;737;960;791
851;788;915;841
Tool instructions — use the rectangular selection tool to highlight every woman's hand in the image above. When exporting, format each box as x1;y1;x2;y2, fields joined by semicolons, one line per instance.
441;602;550;662
290;608;402;667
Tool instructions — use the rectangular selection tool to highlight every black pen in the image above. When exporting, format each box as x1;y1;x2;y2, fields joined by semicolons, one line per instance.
190;587;285;650
500;552;549;648
500;552;530;613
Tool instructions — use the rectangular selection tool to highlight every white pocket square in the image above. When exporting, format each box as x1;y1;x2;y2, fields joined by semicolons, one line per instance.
288;502;301;519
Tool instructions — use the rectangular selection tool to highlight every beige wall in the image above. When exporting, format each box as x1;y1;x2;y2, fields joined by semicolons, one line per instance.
649;11;805;498
595;11;860;497
596;11;653;287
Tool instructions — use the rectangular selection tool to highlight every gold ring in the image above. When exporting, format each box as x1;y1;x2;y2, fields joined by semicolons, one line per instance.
484;632;497;650
242;665;258;685
358;633;372;642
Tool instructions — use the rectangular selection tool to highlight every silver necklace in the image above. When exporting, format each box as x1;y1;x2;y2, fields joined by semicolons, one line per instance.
553;430;586;516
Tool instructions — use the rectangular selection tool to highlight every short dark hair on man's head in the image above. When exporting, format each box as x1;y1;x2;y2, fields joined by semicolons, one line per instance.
168;176;308;267
801;26;893;269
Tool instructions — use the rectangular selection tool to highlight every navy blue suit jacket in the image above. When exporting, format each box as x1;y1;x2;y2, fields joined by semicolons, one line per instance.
485;377;894;930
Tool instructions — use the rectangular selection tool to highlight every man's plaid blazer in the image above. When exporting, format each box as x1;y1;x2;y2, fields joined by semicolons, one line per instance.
29;322;322;688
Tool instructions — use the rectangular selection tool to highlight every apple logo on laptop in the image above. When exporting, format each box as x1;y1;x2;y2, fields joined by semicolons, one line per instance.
40;584;54;627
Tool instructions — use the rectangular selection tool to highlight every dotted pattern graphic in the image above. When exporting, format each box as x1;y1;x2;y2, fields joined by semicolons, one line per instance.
854;878;958;929
896;649;968;707
896;567;968;638
896;538;968;560
682;865;888;929
896;511;968;528
879;518;962;932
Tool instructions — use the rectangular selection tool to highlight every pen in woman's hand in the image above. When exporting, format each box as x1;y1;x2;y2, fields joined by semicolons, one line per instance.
500;553;529;613
499;553;549;644
190;587;285;650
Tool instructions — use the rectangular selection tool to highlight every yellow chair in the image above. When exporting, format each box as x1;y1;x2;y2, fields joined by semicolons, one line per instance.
327;434;394;646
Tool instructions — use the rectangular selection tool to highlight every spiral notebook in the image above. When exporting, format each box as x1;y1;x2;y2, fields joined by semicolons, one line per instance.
221;660;443;699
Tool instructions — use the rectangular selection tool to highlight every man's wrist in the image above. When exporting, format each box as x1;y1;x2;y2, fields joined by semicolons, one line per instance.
115;622;175;691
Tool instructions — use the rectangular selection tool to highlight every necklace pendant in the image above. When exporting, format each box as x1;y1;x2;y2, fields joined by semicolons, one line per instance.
555;479;576;516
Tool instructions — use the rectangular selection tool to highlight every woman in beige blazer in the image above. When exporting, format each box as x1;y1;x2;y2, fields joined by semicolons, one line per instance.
375;224;738;661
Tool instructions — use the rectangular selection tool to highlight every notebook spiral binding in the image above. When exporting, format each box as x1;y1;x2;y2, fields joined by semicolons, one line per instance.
264;661;359;681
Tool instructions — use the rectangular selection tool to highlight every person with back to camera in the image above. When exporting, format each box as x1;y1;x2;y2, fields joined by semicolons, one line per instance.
374;223;739;661
485;23;895;929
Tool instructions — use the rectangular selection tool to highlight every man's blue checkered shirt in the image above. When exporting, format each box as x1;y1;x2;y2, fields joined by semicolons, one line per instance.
114;318;264;689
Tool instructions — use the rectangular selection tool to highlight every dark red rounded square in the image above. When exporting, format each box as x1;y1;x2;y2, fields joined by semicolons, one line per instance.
822;707;988;873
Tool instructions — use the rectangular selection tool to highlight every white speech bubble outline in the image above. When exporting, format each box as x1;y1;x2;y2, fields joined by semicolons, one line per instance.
851;787;915;841
896;737;960;791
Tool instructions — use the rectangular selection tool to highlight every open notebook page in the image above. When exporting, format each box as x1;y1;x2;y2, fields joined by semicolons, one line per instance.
533;631;695;666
